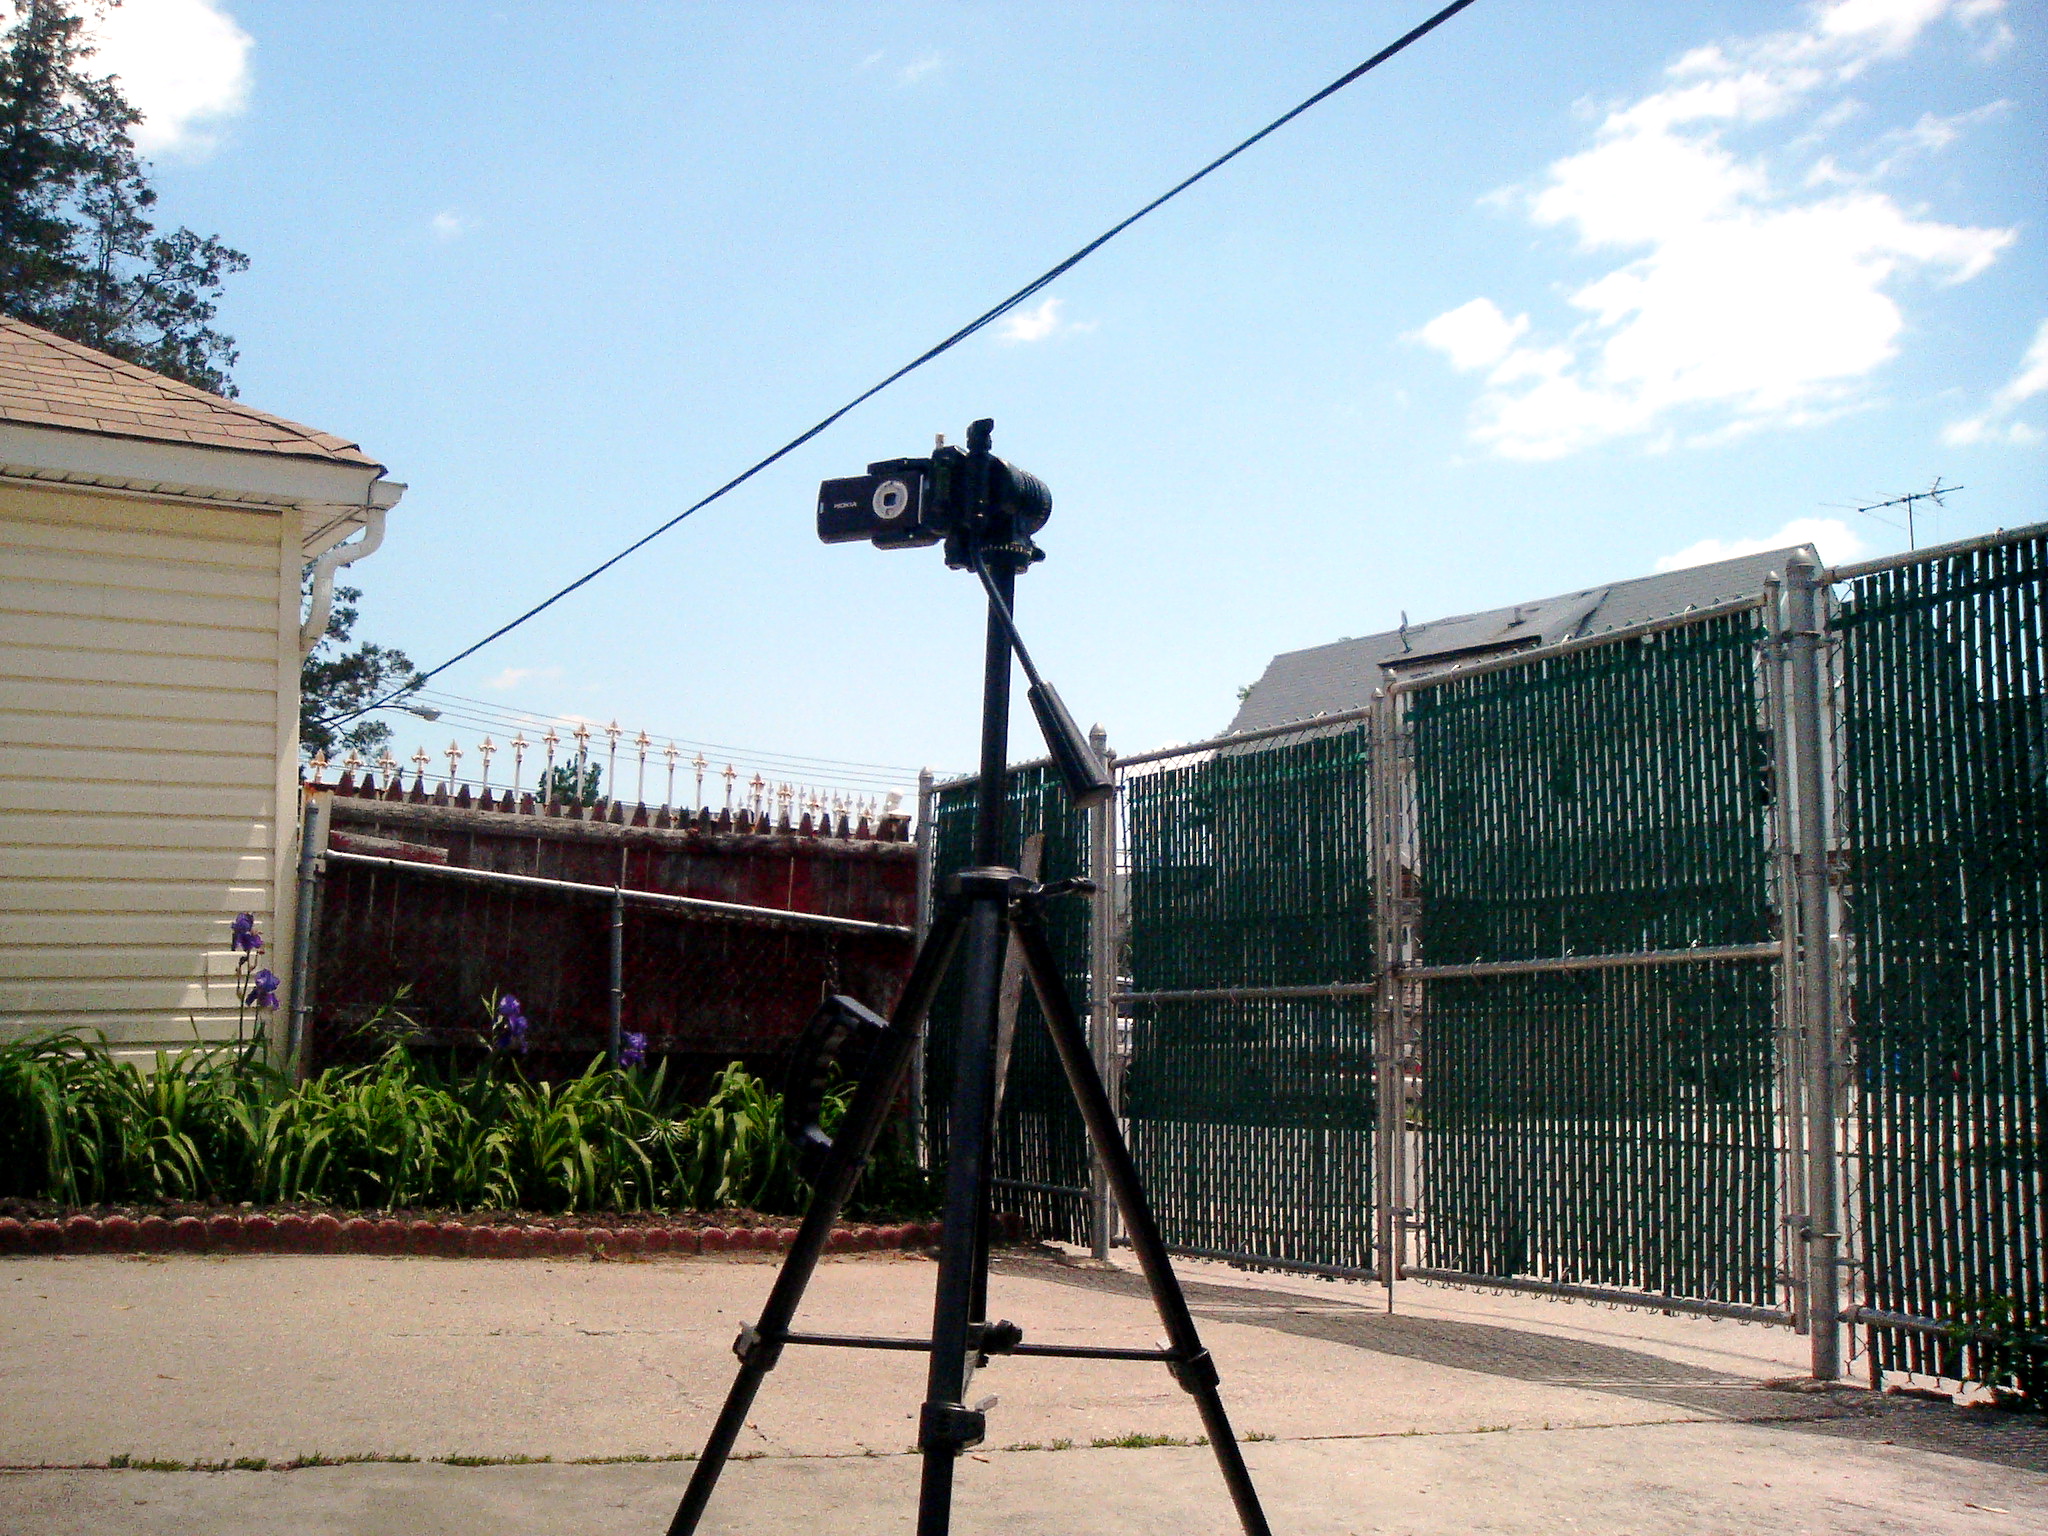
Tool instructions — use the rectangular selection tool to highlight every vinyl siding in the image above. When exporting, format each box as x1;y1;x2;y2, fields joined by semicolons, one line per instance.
0;482;295;1050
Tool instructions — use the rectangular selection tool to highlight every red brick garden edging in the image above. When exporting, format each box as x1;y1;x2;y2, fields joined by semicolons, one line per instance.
0;1212;1008;1259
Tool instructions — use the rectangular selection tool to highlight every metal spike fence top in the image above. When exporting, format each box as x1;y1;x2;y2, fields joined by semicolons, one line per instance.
927;765;1094;1244
1118;725;1379;1272
1403;610;1782;1306
1833;528;2046;1382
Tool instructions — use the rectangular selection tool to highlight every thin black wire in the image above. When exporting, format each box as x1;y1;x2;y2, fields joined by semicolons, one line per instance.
319;0;1480;731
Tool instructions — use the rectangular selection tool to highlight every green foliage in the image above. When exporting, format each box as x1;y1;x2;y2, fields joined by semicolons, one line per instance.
0;1032;938;1219
1946;1295;2048;1411
299;583;422;759
0;0;247;393
541;760;603;806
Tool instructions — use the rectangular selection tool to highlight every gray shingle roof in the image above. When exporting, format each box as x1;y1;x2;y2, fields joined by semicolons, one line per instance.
1228;545;1812;734
0;315;380;467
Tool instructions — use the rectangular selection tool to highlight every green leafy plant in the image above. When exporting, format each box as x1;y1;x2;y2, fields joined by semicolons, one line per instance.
1946;1295;2047;1411
0;1031;937;1219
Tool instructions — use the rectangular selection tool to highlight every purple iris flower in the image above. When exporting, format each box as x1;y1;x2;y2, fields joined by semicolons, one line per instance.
495;993;530;1053
230;913;264;953
619;1031;647;1069
245;969;281;1010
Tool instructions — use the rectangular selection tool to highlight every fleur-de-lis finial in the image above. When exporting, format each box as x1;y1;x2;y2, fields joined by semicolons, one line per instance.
309;749;328;779
411;746;431;785
377;747;399;776
342;748;363;773
510;732;528;795
478;736;496;789
724;763;738;810
445;740;463;788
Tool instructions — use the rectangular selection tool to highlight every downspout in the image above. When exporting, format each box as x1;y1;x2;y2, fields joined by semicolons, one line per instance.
300;504;389;654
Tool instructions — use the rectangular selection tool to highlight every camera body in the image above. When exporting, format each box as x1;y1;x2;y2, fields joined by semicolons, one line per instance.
817;444;1051;552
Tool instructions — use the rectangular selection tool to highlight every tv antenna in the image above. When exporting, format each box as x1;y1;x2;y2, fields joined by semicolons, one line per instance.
1839;478;1964;551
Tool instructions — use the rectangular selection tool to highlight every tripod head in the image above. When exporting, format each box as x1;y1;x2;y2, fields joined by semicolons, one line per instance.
817;419;1111;809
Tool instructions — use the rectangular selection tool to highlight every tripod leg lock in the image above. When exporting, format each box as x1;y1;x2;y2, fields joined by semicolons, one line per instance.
733;1322;785;1372
1168;1349;1220;1395
918;1400;988;1455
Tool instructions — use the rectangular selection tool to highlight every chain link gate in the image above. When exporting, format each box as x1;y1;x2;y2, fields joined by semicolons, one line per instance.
1116;723;1380;1276
1832;527;2047;1389
1393;605;1794;1319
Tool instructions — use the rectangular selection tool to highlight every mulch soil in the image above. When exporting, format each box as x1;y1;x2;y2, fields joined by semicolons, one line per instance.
0;1199;1007;1260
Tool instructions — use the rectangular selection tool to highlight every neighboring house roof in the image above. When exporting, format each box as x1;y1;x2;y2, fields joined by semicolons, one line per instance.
1228;545;1812;734
0;315;379;469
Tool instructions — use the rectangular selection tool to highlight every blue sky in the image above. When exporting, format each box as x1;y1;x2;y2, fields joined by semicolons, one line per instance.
85;0;2046;796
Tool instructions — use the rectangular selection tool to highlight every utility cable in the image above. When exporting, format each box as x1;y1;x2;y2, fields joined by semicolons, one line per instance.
317;0;1481;731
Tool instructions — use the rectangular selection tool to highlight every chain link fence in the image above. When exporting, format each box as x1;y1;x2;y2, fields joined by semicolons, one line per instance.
913;522;2042;1388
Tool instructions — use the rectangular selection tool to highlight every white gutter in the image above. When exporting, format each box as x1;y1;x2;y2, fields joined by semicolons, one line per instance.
298;484;404;653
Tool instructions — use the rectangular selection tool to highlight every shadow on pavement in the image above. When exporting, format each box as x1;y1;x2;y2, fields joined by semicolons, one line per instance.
996;1251;2048;1474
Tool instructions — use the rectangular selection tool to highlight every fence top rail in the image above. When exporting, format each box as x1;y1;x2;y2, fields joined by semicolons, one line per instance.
322;849;914;938
1113;704;1381;771
1823;518;2047;584
1385;591;1768;697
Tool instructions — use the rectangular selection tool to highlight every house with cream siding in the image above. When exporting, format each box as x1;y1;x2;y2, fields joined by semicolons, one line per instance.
0;317;404;1059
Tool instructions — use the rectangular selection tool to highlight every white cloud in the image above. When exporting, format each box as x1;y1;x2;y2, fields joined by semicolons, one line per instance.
85;0;253;157
1655;515;1869;572
1418;1;2014;461
1414;298;1528;372
1943;317;2048;446
995;296;1095;345
430;210;467;242
897;53;944;86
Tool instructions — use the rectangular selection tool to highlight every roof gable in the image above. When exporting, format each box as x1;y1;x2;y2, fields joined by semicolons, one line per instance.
0;315;379;469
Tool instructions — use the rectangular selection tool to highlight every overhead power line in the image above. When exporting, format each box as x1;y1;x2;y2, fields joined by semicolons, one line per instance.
318;0;1482;732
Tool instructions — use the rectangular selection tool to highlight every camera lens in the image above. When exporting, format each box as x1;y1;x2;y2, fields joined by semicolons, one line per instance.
873;479;911;521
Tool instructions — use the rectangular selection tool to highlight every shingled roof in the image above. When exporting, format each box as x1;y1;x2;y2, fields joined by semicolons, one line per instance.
1228;544;1812;734
0;315;379;468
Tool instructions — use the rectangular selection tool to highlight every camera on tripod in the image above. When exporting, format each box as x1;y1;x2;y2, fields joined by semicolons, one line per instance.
816;445;1051;551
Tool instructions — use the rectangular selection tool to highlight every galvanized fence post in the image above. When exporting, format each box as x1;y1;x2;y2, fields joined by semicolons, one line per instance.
1761;575;1811;1336
912;767;936;1163
1786;556;1844;1381
1087;727;1117;1260
1371;690;1406;1297
285;788;332;1078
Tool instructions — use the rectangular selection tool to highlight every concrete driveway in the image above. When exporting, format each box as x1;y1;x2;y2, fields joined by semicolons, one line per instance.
2;1246;2041;1533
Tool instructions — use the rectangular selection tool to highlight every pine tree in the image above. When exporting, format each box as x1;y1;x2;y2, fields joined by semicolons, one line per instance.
0;0;247;394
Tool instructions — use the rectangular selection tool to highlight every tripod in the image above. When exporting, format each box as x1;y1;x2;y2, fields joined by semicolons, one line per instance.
666;423;1271;1536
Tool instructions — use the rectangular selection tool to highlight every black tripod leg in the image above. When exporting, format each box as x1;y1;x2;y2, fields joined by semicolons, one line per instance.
914;888;1010;1536
1010;904;1275;1536
666;900;967;1536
